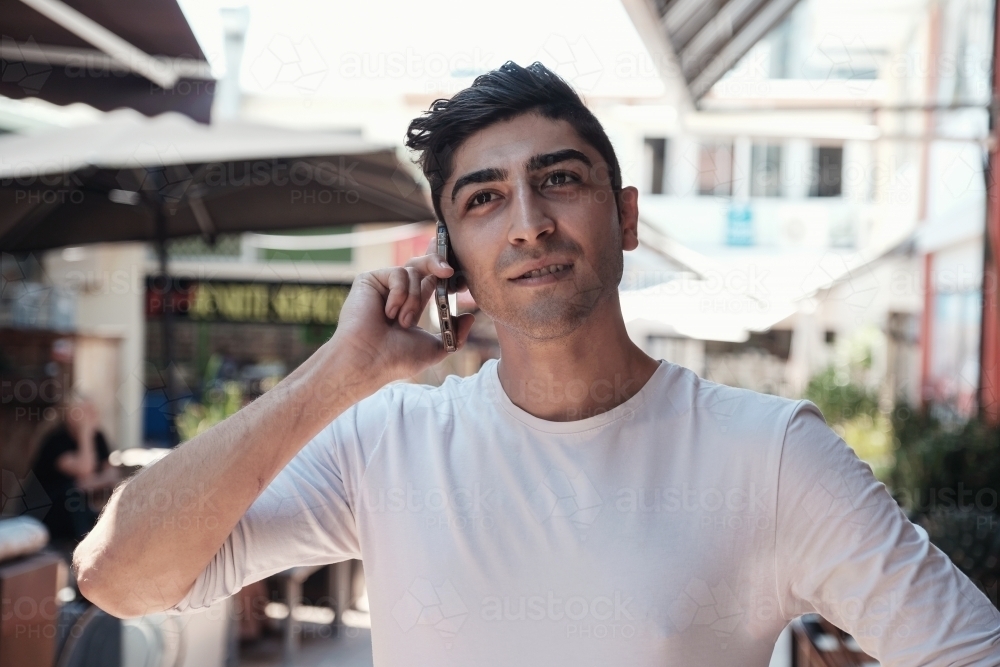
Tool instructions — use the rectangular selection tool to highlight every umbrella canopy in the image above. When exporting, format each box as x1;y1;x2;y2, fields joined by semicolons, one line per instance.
0;108;432;445
0;109;433;252
0;0;214;121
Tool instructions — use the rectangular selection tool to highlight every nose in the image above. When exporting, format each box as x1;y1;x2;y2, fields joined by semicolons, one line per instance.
507;181;555;245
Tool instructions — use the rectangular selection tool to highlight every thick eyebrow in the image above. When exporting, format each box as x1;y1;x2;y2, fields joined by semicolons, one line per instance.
525;149;592;172
450;167;509;203
449;149;594;204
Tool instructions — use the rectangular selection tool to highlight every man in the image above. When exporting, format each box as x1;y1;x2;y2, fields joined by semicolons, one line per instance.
74;62;999;664
29;399;120;550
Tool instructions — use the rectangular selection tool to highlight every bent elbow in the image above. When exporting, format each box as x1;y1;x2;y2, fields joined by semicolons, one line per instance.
73;543;196;618
76;565;183;619
72;548;144;619
74;562;127;618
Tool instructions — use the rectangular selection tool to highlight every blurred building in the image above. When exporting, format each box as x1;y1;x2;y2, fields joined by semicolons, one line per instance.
614;0;991;420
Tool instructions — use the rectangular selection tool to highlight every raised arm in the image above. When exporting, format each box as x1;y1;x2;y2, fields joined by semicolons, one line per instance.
73;252;475;619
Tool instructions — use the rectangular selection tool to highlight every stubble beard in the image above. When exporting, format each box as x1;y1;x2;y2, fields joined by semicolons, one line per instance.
469;242;624;342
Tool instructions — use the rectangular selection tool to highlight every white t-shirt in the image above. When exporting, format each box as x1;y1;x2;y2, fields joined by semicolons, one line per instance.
167;358;1000;665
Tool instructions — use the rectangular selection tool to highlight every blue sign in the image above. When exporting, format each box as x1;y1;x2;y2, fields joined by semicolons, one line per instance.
726;204;754;246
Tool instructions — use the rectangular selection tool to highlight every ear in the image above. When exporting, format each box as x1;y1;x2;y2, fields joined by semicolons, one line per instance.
617;186;639;251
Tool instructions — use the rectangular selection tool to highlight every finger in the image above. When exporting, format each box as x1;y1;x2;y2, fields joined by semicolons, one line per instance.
424;234;436;256
384;267;409;320
420;272;438;307
405;252;455;280
453;313;476;349
410;312;476;365
398;267;425;327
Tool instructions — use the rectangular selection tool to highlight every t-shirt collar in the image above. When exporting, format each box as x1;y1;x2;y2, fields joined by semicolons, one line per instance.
482;357;668;434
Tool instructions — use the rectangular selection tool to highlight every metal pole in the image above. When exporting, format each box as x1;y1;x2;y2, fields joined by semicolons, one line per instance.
981;0;1000;426
283;577;302;667
918;3;942;413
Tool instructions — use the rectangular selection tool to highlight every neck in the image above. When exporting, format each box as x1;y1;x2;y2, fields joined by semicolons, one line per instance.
493;294;661;422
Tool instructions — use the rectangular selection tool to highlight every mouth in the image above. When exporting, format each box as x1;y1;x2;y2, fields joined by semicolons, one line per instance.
509;263;574;286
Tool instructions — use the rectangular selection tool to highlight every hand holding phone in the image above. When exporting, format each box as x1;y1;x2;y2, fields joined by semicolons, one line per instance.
328;223;475;385
436;221;457;353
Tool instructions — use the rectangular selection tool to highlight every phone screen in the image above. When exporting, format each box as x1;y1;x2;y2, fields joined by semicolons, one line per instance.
435;221;457;352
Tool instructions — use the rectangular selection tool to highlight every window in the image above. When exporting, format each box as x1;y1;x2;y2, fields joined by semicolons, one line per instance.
810;146;843;197
697;142;734;196
643;137;668;194
750;143;782;197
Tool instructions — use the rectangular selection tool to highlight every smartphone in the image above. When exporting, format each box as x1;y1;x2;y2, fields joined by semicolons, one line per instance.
435;221;457;353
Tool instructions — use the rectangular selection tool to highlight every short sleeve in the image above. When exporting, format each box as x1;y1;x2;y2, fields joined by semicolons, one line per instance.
775;400;1000;664
164;387;394;615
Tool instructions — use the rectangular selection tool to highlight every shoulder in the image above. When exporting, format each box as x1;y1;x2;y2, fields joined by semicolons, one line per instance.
314;365;488;451
661;362;809;439
379;363;492;422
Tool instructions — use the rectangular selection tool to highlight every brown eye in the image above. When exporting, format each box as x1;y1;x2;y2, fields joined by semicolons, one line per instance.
469;192;496;208
545;171;576;187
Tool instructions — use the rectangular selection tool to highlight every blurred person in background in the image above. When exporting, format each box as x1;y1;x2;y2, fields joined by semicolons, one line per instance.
29;398;121;551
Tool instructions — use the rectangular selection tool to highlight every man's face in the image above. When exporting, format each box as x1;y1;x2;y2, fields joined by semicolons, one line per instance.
438;113;638;340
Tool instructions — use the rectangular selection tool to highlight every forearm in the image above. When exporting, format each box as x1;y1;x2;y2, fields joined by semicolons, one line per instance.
72;339;379;618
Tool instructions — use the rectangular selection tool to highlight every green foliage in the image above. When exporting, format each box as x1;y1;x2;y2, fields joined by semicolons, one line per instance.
889;405;1000;515
889;407;1000;599
175;381;244;442
805;366;880;424
805;365;893;479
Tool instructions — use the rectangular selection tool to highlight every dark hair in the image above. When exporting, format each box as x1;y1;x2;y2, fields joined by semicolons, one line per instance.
405;61;623;223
